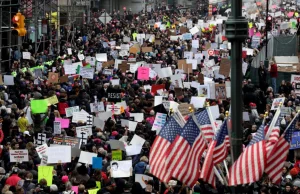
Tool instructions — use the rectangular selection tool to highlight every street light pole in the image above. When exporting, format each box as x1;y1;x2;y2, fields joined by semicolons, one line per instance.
225;0;247;190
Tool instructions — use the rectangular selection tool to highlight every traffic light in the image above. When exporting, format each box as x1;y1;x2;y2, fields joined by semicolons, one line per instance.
266;16;272;31
12;12;26;36
297;17;300;35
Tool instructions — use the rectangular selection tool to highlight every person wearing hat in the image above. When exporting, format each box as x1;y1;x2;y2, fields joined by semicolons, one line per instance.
294;179;300;194
6;167;21;186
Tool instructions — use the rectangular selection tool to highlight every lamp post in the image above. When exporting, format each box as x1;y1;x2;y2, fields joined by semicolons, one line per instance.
225;0;247;190
264;0;270;68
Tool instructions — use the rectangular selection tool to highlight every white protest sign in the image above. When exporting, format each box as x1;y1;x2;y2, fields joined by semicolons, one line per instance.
271;97;285;110
135;174;153;188
4;75;14;85
67;48;72;55
96;53;107;62
111;160;132;178
157;67;172;78
120;44;130;50
47;146;71;163
106;104;121;115
53;121;61;135
23;52;31;59
78;53;85;61
128;121;138;131
36;144;48;159
10;150;29;162
65;106;80;117
190;97;206;108
93;117;105;129
79;67;94;79
129;113;144;122
79;151;97;164
76;125;92;136
64;65;77;75
130;134;146;146
36;133;47;145
190;26;199;35
72;111;89;123
125;145;143;156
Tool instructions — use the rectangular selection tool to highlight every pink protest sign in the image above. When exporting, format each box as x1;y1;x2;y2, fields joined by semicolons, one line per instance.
255;32;261;37
55;118;70;128
137;67;150;80
271;5;277;9
288;12;294;18
72;186;78;194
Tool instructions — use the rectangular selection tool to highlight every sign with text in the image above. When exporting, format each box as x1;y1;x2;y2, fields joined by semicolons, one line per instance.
107;89;121;103
290;131;300;149
10;150;29;162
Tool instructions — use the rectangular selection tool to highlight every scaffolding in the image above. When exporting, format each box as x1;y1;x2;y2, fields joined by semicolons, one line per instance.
0;0;91;72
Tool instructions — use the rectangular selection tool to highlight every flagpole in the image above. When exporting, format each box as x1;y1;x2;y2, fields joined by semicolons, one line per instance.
206;103;230;177
190;109;225;185
265;103;282;140
282;111;300;134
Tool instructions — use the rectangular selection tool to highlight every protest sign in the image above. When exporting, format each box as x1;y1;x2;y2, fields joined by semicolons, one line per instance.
47;95;59;105
291;74;300;94
53;121;61;134
106;104;121;115
38;166;53;186
79;151;97;164
219;58;231;77
31;99;48;114
96;53;107;62
10;150;29;162
72;112;89;123
129;113;144;122
23;52;31;59
79;67;94;79
135;174;153;188
55;118;70;128
107;91;121;103
48;72;59;83
130;134;146;146
92;157;102;169
112;150;122;161
76;125;92;136
291;131;300;149
215;84;227;100
125;145;143;156
137;67;150;80
271;97;285;110
190;97;206;108
178;104;195;117
109;140;126;151
53;136;81;148
36;133;47;145
142;47;152;53
36;144;48;158
110;160;132;178
47;146;71;163
65;106;80;117
4;75;14;85
93;117;105;129
152;113;167;131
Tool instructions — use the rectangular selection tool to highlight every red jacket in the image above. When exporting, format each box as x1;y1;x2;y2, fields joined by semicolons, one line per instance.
6;174;21;186
58;102;69;115
270;64;278;78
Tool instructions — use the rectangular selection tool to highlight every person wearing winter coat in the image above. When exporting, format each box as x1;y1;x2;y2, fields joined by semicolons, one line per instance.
133;156;148;174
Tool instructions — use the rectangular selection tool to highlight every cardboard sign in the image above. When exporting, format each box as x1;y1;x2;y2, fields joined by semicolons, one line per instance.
178;63;193;73
53;136;81;149
178;104;195;117
118;62;129;73
10;150;29;162
215;84;227;100
141;47;152;53
60;75;68;83
219;58;231;77
48;72;59;83
198;73;204;84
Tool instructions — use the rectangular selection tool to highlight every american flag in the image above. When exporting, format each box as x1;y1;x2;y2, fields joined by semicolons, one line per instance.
266;116;281;159
228;122;267;186
149;116;183;183
195;110;214;143
166;111;208;187
265;116;298;184
200;120;230;188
